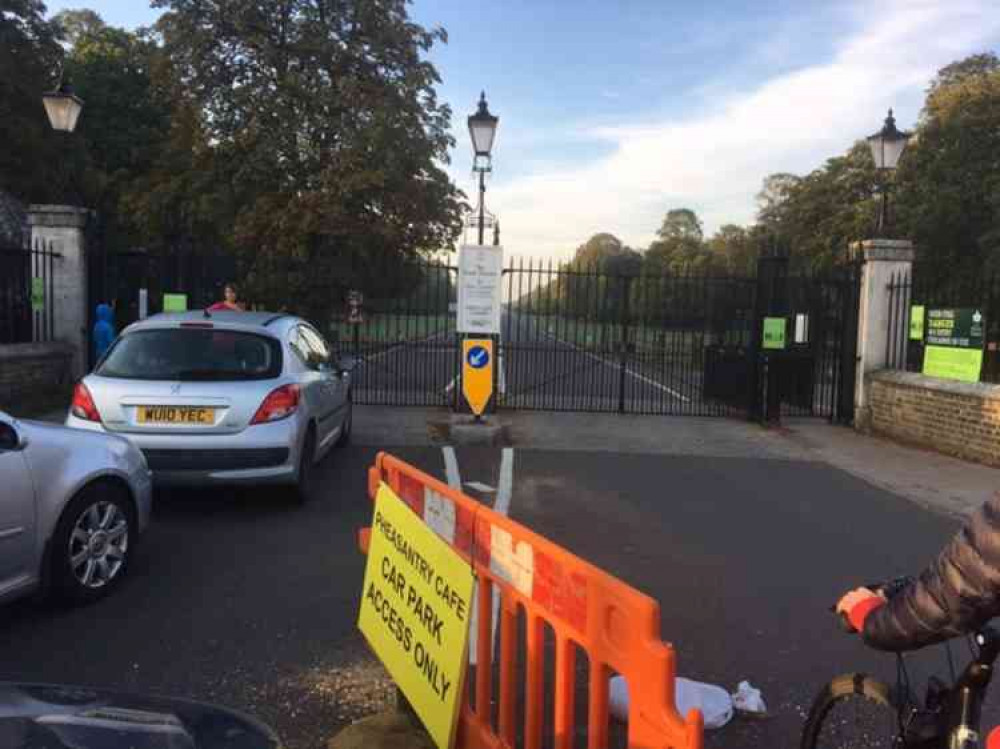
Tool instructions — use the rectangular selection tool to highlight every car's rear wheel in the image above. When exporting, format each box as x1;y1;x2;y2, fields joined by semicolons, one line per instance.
293;427;317;504
51;481;136;605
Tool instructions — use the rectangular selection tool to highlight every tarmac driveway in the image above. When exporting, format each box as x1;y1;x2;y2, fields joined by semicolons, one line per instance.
0;433;985;749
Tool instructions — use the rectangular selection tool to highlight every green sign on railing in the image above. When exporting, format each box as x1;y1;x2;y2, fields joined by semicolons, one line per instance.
163;293;188;312
922;308;984;383
762;317;786;350
31;278;44;312
909;305;924;341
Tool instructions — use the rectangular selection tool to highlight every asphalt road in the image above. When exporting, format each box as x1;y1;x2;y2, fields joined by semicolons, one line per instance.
2;442;983;749
0;446;439;749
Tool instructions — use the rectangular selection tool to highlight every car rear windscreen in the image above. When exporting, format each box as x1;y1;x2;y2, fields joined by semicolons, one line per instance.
97;328;283;381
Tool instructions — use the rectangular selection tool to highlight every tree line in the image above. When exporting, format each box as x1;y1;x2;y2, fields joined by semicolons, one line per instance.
1;0;464;323
3;1;997;321
543;52;1000;290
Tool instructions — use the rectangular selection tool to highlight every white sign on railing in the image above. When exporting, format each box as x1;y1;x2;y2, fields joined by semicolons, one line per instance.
457;245;503;334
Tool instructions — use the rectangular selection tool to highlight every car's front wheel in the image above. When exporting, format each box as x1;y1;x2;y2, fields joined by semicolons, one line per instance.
51;481;136;605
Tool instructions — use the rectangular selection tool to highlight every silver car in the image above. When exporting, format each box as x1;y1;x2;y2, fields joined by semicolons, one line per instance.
66;310;353;502
0;411;153;605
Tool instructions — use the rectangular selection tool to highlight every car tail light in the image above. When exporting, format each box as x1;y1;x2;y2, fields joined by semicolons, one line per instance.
251;384;300;424
71;383;101;422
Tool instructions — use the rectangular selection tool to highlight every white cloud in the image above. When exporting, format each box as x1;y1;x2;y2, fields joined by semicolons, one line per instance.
470;0;1000;260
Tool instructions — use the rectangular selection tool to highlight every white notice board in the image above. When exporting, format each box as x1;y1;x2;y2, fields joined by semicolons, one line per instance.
457;245;503;334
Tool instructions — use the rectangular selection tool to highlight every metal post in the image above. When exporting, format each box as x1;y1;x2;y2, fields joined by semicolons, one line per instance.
478;168;486;246
875;173;891;238
618;276;632;414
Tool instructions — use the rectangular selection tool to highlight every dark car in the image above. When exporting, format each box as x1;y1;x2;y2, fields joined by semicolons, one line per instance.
0;682;281;749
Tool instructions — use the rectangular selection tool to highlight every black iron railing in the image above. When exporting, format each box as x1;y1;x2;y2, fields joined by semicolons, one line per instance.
0;239;61;344
329;260;458;407
886;270;1000;383
322;254;859;419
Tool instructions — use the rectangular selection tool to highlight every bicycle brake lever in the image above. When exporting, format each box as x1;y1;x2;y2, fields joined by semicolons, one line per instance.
828;604;859;633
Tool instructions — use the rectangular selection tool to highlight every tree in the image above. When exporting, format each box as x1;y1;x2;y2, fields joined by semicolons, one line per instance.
657;208;703;243
895;53;1000;282
152;0;465;323
0;0;64;202
569;233;627;268
645;208;710;272
748;145;875;271
543;233;639;318
755;173;801;233
53;8;104;46
707;224;757;275
54;11;171;253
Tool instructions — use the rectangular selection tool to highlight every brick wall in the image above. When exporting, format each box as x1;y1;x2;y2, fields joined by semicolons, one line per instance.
868;370;1000;467
0;342;75;411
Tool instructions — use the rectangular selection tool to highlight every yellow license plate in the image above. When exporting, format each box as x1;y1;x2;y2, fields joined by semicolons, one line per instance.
137;406;215;425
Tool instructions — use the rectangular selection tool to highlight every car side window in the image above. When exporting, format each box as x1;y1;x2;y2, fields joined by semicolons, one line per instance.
289;326;314;369
299;326;331;370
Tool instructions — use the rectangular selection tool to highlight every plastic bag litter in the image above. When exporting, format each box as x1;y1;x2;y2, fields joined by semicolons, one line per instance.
609;675;734;730
731;681;767;716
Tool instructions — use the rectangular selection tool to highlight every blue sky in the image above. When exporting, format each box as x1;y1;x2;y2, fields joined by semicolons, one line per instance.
45;1;1000;258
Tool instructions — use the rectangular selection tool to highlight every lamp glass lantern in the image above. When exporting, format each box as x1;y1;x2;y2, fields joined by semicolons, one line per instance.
43;81;84;133
867;108;910;171
468;91;499;160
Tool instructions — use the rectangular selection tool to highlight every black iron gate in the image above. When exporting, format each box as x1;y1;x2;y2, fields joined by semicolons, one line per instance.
498;256;858;420
749;255;859;422
327;254;859;421
85;226;237;368
331;261;459;407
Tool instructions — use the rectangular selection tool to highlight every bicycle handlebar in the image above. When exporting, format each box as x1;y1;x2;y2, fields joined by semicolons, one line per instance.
833;576;914;633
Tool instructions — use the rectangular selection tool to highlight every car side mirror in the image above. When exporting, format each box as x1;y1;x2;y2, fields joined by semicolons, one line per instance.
0;421;26;451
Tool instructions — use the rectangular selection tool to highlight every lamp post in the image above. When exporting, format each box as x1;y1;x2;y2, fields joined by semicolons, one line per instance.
866;108;911;237
467;91;499;245
42;75;85;205
42;79;84;133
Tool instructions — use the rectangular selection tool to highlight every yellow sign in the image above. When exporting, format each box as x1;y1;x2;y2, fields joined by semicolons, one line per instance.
358;483;474;749
923;345;983;383
461;339;493;416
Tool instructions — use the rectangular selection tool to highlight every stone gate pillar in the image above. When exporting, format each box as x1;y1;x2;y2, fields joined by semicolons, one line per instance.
849;238;914;429
28;205;91;378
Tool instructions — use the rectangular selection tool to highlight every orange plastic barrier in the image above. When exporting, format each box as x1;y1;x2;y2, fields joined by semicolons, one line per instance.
362;451;704;749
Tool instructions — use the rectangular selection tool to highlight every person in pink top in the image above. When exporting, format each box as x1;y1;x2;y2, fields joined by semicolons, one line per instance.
208;283;243;311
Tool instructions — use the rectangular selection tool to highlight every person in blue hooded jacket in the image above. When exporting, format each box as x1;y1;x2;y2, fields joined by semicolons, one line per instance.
93;303;116;362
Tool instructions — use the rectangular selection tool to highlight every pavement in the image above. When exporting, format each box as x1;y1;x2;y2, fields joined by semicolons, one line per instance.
7;399;1000;749
354;405;998;519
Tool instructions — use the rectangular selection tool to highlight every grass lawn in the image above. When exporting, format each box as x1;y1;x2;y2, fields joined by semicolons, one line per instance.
509;314;750;349
328;313;453;345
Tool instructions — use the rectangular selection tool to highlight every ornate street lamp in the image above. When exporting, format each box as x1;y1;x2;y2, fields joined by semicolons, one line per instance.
467;92;499;245
867;109;911;236
42;80;84;133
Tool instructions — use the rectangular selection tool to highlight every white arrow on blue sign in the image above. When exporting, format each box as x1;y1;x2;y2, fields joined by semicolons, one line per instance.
467;345;490;369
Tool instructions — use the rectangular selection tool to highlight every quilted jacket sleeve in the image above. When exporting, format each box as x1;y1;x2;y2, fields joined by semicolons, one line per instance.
862;493;1000;652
